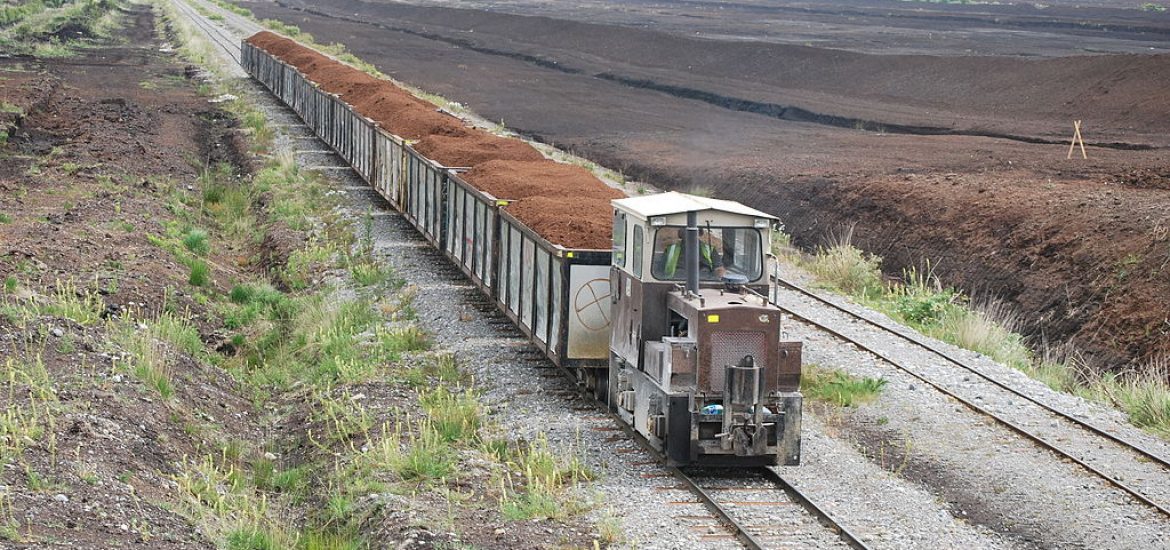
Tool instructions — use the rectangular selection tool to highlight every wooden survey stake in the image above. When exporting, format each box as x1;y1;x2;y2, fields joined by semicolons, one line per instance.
1067;120;1087;159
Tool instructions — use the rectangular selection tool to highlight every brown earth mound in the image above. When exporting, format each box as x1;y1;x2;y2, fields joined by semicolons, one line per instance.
246;31;620;249
0;6;269;547
414;129;543;168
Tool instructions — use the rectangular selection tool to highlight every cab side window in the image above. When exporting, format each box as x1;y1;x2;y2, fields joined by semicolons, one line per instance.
612;211;626;267
632;224;644;277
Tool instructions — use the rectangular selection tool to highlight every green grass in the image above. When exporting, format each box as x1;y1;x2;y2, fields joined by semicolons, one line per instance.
182;228;211;256
400;352;465;388
379;325;431;354
349;261;388;286
807;242;883;297
112;323;170;399
212;0;254;18
420;387;482;444
41;280;105;325
497;436;594;520
188;259;211;287
501;490;560;521
801;364;887;407
1083;360;1170;439
226;528;280;550
393;423;456;482
0;356;59;469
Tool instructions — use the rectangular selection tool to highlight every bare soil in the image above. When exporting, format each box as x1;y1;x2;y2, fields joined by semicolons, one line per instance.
239;0;1170;367
0;6;258;547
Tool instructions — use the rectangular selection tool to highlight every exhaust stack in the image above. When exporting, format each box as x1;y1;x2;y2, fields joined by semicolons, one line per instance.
685;211;699;295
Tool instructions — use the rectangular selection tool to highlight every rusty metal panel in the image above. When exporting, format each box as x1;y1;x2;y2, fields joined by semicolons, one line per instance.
775;341;802;393
707;331;768;392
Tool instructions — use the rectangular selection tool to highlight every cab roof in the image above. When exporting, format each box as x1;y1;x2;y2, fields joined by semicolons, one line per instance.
612;191;777;220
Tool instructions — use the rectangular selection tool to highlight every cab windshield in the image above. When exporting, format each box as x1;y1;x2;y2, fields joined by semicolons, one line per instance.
650;226;763;282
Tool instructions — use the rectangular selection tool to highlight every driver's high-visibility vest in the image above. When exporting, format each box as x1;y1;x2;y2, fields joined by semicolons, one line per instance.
663;241;715;277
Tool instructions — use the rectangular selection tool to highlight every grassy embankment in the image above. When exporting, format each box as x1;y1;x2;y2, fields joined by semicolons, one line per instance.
776;230;1170;439
0;0;124;57
154;2;612;548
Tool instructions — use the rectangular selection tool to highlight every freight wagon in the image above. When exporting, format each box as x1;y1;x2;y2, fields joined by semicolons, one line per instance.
241;40;614;376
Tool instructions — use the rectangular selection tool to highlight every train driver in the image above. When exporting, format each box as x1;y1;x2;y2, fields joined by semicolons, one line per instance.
655;227;726;280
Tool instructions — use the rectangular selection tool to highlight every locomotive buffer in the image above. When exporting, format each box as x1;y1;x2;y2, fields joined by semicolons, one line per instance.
608;193;803;466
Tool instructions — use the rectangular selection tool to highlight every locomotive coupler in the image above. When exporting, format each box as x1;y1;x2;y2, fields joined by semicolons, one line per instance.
719;355;768;454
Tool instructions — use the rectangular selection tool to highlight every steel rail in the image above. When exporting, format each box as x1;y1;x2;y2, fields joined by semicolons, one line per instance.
187;0;263;36
760;468;872;550
603;405;868;549
769;275;1170;519
670;467;769;550
171;0;241;64
775;275;1170;472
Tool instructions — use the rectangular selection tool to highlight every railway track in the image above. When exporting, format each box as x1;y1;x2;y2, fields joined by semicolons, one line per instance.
169;0;240;64
602;402;869;549
602;403;868;549
671;466;869;550
769;273;1170;519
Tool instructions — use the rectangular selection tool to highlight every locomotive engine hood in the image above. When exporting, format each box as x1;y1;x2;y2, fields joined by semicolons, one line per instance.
667;288;800;395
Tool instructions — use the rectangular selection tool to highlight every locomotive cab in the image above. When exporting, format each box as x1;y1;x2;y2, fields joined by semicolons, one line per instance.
608;192;802;466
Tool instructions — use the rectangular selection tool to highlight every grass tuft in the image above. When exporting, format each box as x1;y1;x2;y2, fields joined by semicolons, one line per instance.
801;364;887;407
182;228;211;256
188;259;211;287
41;280;105;326
420;386;481;444
807;229;883;297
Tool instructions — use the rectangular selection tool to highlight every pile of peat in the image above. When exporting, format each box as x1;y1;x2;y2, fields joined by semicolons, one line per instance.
246;31;620;249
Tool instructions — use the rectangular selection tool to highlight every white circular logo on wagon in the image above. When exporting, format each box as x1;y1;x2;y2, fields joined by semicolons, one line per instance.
574;279;612;331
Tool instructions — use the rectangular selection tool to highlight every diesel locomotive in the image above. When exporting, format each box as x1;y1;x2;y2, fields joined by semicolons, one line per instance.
606;193;803;466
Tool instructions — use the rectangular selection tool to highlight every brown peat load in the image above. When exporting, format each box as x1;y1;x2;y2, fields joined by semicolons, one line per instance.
244;31;620;250
248;31;465;139
461;159;624;250
413;130;544;168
